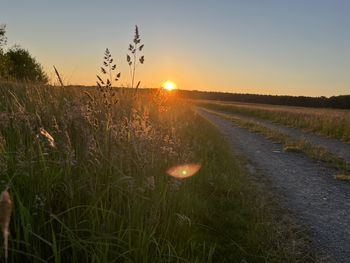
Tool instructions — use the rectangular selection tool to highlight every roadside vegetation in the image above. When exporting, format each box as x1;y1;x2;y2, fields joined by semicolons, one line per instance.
0;25;314;262
202;109;350;174
0;82;312;262
199;101;350;143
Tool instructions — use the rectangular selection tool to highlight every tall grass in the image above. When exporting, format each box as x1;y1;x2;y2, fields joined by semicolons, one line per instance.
0;81;311;262
0;25;310;262
198;101;350;143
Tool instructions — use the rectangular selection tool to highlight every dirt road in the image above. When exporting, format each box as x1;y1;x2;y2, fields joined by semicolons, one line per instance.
203;107;350;163
197;108;350;263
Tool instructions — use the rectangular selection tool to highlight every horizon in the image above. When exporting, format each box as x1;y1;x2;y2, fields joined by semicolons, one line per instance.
2;0;350;96
58;84;349;99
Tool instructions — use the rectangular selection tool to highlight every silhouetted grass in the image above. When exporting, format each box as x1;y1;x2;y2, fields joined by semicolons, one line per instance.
0;81;313;262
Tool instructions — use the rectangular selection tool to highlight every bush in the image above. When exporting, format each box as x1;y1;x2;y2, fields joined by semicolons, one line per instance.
3;46;48;83
0;24;6;48
0;25;6;78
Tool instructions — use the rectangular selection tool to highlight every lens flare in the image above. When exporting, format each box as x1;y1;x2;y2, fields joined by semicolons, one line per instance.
166;163;202;179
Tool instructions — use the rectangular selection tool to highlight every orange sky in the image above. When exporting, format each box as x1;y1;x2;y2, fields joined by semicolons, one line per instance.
3;0;350;97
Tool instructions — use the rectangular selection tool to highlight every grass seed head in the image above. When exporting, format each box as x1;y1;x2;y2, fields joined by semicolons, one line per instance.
0;187;12;262
39;128;56;148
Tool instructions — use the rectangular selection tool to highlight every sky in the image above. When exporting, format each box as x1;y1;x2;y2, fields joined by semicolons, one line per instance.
1;0;350;96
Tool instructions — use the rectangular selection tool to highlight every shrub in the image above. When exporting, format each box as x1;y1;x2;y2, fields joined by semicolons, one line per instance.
4;46;48;83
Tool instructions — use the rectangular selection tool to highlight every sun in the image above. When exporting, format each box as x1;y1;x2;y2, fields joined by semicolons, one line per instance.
162;81;176;91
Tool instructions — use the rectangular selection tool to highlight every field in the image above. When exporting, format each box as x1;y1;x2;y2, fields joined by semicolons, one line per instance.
197;100;350;143
2;2;350;261
0;82;310;262
196;97;350;262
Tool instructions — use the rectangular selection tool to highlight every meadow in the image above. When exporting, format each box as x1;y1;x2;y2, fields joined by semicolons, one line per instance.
198;101;350;143
0;81;311;262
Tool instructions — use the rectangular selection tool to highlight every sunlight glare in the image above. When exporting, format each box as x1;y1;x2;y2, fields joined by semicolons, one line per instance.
163;81;176;91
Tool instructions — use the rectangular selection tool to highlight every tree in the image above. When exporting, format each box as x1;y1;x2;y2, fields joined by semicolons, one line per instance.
0;25;7;79
0;50;7;78
4;46;48;83
0;24;6;49
0;25;48;83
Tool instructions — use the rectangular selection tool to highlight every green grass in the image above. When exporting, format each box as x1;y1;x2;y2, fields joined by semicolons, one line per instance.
0;82;311;262
198;101;350;143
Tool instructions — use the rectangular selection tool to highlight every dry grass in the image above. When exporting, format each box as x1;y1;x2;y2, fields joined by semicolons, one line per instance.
0;81;314;262
0;27;314;261
335;174;350;181
0;187;12;263
283;145;303;153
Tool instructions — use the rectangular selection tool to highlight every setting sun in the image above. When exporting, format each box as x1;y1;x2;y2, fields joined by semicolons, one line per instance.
162;81;176;91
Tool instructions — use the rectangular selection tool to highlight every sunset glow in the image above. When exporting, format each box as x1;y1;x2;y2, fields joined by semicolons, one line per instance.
2;1;350;96
2;2;350;261
163;81;176;91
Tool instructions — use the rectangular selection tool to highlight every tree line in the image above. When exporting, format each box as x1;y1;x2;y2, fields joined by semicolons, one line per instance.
179;90;350;109
0;24;48;83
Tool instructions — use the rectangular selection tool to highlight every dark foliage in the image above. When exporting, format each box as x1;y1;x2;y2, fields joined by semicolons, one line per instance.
0;25;6;77
179;90;350;109
0;24;6;49
2;46;48;83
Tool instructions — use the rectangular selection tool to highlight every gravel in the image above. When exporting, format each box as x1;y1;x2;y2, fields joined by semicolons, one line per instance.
197;108;350;263
210;109;350;163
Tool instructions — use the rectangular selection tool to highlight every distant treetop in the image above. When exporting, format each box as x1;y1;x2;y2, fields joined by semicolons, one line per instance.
0;24;6;48
0;24;48;83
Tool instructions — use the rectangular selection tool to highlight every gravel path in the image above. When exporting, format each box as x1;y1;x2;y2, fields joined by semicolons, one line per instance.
197;108;350;263
205;108;350;163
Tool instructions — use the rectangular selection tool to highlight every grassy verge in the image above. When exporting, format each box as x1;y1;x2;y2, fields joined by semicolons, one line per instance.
0;82;311;262
198;101;350;143
202;108;350;174
185;115;313;262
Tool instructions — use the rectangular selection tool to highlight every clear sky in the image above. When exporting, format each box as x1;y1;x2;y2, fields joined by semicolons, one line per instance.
1;0;350;96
